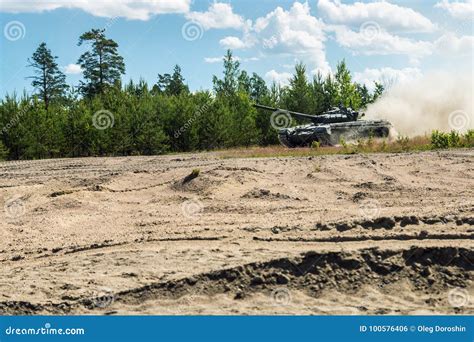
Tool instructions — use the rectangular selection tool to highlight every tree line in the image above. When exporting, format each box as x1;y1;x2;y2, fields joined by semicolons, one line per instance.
0;29;385;160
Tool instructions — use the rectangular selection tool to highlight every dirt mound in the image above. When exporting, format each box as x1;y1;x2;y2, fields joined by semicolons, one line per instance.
242;188;298;200
1;246;471;315
315;214;474;232
171;174;220;194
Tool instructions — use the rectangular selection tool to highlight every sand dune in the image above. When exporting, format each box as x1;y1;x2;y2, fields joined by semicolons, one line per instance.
0;149;472;315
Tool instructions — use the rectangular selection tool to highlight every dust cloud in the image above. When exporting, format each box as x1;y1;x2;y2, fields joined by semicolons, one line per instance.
365;71;473;137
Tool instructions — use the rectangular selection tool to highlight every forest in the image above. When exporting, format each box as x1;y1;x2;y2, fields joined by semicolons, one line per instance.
0;29;385;160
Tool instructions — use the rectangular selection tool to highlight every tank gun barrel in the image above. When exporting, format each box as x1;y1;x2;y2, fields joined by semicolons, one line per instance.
252;104;325;123
252;103;359;124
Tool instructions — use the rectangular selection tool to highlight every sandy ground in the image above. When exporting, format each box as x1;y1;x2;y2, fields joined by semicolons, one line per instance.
0;149;472;315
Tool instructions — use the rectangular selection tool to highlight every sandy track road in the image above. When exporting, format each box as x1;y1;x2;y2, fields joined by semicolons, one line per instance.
0;149;473;315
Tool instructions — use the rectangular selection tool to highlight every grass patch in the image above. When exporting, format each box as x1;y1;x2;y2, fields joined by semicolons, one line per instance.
218;130;474;159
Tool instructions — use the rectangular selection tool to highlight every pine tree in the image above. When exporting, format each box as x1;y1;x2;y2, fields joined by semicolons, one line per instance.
157;65;189;96
27;42;68;110
372;82;385;103
169;65;188;96
334;60;361;109
356;83;371;108
249;73;268;102
212;50;240;96
77;29;125;97
237;70;251;94
323;74;338;108
286;62;312;114
311;72;329;115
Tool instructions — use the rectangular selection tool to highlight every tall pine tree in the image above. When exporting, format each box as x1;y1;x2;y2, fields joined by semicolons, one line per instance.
77;29;125;97
27;42;68;110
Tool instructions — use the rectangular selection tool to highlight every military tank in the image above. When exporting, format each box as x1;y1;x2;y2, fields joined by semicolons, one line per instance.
253;104;392;148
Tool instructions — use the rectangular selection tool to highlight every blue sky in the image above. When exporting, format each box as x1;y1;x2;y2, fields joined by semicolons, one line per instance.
0;0;473;97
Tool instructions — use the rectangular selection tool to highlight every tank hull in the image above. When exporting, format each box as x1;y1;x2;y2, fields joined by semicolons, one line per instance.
278;120;392;147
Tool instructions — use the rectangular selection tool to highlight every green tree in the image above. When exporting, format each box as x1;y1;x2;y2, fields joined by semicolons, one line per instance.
61;100;94;157
253;82;280;145
229;92;258;146
356;83;371;108
372;82;385;103
77;29;125;97
249;73;268;102
156;65;189;96
238;70;251;94
212;50;240;96
323;74;338;107
27;42;68;110
310;71;329;115
285;62;312;114
334;60;361;109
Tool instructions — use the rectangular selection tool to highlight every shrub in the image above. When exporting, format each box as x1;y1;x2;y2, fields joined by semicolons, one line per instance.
430;131;450;149
431;130;466;149
396;135;410;151
463;130;474;147
311;140;320;149
448;131;461;147
339;137;347;149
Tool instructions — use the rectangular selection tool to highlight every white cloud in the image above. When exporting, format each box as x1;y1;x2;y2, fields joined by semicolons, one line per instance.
1;1;60;13
317;0;436;32
204;55;259;63
250;2;331;74
331;25;433;63
185;3;245;30
204;57;222;64
265;70;292;86
354;67;422;90
219;36;247;49
434;33;474;55
435;0;474;20
63;63;82;75
0;0;191;20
